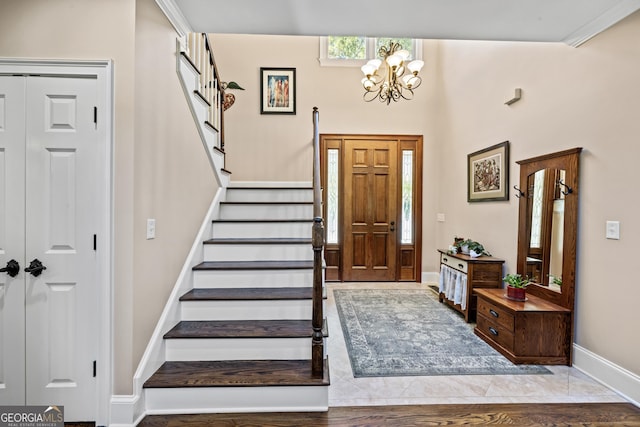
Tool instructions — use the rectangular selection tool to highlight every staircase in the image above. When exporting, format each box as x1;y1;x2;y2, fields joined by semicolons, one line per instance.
142;183;330;414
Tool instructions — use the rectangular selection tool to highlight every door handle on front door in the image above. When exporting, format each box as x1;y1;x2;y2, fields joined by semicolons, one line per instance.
390;221;395;231
25;259;47;277
0;259;20;277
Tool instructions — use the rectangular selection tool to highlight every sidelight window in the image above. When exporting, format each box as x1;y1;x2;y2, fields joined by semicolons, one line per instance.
401;150;413;244
326;149;339;244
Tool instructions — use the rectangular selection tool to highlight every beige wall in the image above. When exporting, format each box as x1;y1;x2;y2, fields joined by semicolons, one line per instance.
133;0;217;388
0;0;217;395
213;15;640;378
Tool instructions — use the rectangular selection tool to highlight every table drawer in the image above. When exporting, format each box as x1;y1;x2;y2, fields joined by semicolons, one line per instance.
477;297;514;332
440;254;468;273
477;315;514;352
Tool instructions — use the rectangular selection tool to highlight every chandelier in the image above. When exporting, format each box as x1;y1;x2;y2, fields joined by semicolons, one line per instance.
360;41;424;104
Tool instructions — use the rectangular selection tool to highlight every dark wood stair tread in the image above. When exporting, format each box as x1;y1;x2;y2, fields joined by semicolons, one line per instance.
164;319;327;339
180;287;315;301
203;237;311;245
143;359;329;388
220;201;313;205
212;219;313;223
193;260;313;270
227;187;312;190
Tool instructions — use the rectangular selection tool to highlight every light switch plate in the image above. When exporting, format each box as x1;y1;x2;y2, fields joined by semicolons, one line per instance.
437;213;446;222
606;220;620;240
147;218;156;239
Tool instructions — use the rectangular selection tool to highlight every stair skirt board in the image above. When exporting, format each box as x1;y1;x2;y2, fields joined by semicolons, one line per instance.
193;270;315;288
211;221;313;239
164;337;313;361
219;203;314;220
144;385;329;414
203;243;313;261
225;188;313;203
181;299;314;320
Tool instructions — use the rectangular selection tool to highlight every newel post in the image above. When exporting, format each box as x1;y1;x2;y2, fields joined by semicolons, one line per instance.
311;107;325;378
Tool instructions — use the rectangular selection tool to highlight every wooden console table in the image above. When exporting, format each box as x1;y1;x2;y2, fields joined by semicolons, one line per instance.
437;249;504;322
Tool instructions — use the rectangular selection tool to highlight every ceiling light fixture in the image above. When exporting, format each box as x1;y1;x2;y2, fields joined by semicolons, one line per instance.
360;41;424;105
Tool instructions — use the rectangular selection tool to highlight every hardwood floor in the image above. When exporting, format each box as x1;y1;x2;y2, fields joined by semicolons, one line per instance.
138;403;640;426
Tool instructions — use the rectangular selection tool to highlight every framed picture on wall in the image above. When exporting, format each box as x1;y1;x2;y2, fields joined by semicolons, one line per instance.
260;67;296;114
467;141;509;202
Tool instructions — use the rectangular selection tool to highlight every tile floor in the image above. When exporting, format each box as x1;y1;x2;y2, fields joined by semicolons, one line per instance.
326;282;626;407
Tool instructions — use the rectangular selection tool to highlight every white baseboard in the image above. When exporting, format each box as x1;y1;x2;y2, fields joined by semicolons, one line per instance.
110;394;145;427
573;344;640;407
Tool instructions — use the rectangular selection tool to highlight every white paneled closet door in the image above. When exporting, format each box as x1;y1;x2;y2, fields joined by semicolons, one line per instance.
0;75;100;421
0;75;27;406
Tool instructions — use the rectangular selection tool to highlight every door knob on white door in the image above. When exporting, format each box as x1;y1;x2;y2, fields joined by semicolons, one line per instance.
24;259;46;277
0;259;20;277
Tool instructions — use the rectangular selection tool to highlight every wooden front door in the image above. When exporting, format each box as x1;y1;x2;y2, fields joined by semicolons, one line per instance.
321;134;422;282
343;138;398;281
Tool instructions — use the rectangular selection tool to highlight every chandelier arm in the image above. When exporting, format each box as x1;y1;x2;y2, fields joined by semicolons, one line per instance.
399;88;415;100
363;87;384;102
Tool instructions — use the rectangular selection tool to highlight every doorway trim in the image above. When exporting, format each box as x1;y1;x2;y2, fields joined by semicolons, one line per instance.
320;134;423;282
0;58;113;426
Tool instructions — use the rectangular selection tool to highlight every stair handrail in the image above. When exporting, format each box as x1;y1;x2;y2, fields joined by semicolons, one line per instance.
311;107;325;378
186;32;225;150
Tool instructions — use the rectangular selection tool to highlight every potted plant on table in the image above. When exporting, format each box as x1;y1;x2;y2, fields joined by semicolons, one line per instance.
465;239;492;258
503;273;530;301
449;237;492;257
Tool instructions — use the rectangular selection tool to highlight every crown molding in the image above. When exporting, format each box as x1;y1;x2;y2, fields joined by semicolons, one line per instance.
155;0;192;38
563;0;640;46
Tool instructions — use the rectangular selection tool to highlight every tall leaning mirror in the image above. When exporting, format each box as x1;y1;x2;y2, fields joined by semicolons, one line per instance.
516;148;582;310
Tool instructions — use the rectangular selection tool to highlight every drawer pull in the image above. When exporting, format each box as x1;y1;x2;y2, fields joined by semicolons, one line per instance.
489;309;499;318
443;257;448;263
489;327;498;336
458;263;464;269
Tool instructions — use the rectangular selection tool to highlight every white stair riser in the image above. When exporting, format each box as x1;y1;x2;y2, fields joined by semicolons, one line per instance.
144;385;329;414
181;300;312;321
203;244;313;261
219;204;313;220
226;188;313;203
165;337;311;361
193;269;315;288
211;222;312;239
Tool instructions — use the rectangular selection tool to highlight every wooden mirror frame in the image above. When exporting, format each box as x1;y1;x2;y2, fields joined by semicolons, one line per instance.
516;147;582;311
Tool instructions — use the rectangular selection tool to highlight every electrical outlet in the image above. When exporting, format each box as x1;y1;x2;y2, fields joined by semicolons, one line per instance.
147;218;156;239
437;213;446;222
605;220;620;240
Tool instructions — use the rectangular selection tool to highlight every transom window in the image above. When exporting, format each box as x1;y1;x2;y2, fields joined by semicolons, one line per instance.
319;36;422;67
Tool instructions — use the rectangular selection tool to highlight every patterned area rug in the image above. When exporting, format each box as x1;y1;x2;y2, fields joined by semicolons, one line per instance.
334;289;552;377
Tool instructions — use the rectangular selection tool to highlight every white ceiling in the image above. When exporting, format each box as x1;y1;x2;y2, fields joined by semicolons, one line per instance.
167;0;640;46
